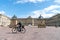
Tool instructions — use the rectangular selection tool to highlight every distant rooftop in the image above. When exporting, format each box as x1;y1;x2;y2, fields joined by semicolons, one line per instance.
12;15;17;19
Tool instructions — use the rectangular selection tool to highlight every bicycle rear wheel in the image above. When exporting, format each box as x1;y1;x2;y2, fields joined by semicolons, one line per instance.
12;27;17;33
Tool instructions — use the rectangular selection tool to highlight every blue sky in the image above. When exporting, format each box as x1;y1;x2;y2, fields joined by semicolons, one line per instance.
0;0;60;18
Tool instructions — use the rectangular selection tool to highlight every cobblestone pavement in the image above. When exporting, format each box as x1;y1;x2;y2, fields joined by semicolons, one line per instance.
0;26;60;40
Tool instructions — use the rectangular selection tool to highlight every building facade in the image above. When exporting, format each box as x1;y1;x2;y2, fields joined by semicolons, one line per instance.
0;14;11;27
18;16;45;26
46;14;60;26
17;18;45;26
10;15;46;26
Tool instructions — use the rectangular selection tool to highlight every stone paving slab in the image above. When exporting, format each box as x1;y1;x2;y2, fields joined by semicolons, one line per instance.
0;26;60;40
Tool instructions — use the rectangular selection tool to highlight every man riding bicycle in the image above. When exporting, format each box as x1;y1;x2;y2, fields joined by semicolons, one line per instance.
12;21;26;33
17;22;22;32
17;22;24;32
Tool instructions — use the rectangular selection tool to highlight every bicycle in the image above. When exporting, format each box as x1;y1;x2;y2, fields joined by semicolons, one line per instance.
12;25;26;33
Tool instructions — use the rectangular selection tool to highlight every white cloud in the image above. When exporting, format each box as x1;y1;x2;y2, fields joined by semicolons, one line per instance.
0;11;5;14
54;0;60;4
30;5;60;18
31;10;56;18
16;0;46;3
44;5;60;12
51;10;60;13
0;11;11;18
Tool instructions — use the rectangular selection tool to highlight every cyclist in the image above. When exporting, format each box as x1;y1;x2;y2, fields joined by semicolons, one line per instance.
17;22;22;32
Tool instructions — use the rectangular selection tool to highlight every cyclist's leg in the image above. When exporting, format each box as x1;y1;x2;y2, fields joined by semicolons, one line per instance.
18;27;21;32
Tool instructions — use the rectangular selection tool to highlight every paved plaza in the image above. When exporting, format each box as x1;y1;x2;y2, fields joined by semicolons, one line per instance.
0;26;60;40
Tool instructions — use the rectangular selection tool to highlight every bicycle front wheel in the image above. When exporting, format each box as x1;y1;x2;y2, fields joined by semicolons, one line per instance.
21;28;26;33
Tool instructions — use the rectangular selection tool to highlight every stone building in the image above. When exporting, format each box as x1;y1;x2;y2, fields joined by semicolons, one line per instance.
0;14;45;27
0;14;11;26
10;15;46;26
10;15;18;26
18;16;46;26
10;13;60;27
17;18;45;26
46;14;60;26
